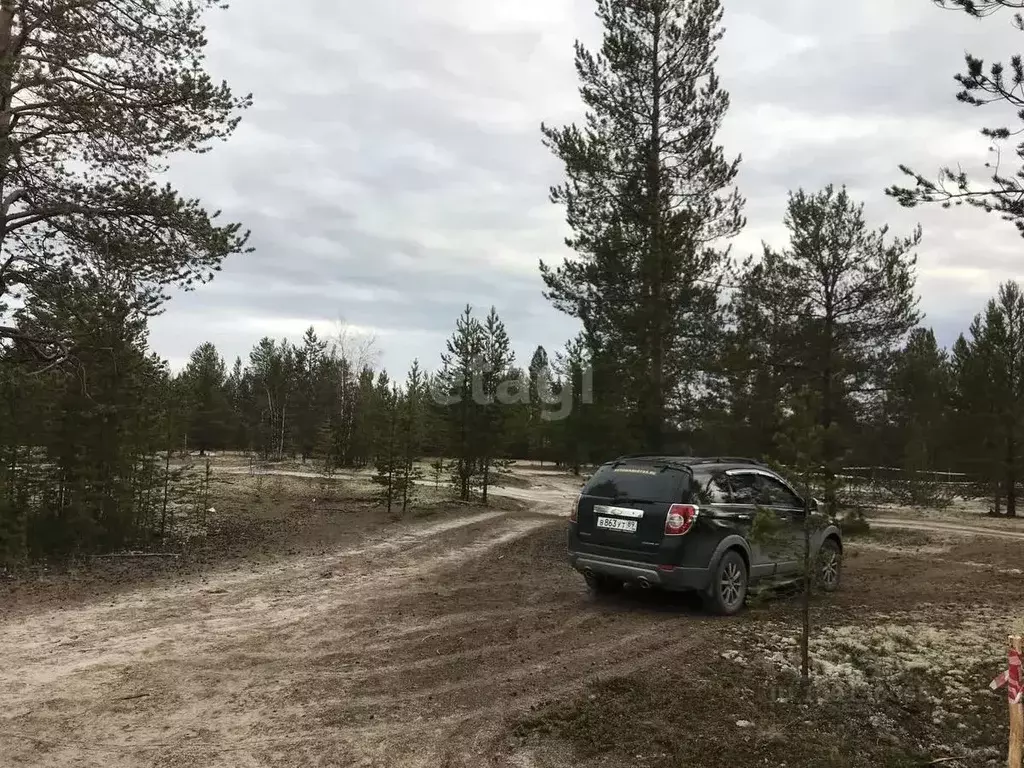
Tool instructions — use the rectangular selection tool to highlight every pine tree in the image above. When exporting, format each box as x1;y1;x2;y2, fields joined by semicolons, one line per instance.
715;260;795;459
10;271;179;555
770;384;839;693
882;328;955;505
295;327;329;462
551;336;593;475
740;185;921;513
436;306;485;501
430;457;445;491
248;338;296;459
498;365;531;461
372;384;400;515
950;282;1024;515
0;1;252;365
540;0;744;451
224;357;248;451
478;307;514;504
888;1;1024;238
370;370;393;468
325;351;359;468
0;360;34;562
950;330;996;505
527;346;554;462
350;366;379;468
399;361;428;515
178;343;231;455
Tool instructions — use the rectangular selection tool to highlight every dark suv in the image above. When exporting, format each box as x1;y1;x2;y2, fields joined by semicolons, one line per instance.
567;455;843;615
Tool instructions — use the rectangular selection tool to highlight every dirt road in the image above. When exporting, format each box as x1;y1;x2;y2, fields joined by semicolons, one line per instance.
0;472;716;768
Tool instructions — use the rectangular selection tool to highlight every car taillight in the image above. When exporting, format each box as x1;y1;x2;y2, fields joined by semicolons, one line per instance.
665;504;699;536
570;494;580;523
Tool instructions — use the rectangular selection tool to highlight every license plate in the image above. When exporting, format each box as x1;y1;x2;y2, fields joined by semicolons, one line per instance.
596;516;638;533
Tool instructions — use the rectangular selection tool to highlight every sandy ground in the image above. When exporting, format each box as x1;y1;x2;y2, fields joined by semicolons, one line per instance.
4;466;1023;768
3;469;681;768
2;512;560;766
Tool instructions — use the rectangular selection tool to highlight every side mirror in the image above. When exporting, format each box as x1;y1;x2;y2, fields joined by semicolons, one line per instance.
808;497;821;512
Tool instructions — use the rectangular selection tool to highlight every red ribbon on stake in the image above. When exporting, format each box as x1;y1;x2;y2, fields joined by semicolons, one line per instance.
992;646;1023;704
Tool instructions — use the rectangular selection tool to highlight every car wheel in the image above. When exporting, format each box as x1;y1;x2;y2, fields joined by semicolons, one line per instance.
584;572;623;595
816;539;841;592
704;550;748;616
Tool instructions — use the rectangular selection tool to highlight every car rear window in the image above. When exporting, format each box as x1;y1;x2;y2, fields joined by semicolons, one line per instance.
581;463;688;502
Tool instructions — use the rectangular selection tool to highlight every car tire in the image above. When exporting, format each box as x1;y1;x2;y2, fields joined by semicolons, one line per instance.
816;538;841;593
704;550;748;616
584;572;623;595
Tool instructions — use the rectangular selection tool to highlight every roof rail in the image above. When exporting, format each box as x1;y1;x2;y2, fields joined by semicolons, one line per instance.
609;454;763;463
691;457;765;466
606;455;766;468
611;454;699;463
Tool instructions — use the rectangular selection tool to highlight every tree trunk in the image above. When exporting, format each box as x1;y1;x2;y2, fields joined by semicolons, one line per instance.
386;466;393;516
645;7;664;454
159;448;171;540
1007;429;1017;517
262;385;274;459
460;397;470;502
800;475;812;692
386;406;396;516
279;399;287;460
401;462;410;515
821;303;837;515
0;0;15;254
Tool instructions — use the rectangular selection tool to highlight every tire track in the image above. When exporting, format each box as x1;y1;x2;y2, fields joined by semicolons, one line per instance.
0;469;712;768
870;517;1024;540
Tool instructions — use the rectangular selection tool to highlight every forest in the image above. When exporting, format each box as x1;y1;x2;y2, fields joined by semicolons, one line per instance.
1;0;1023;566
2;231;1021;563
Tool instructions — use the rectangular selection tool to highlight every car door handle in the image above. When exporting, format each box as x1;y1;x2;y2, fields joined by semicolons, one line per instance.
736;513;752;520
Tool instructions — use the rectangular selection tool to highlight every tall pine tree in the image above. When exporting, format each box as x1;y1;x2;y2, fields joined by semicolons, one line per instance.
527;346;553;462
178;343;231;455
881;328;954;505
552;336;594;475
436;306;485;501
0;1;252;365
295;327;329;462
478;307;514;504
399;361;428;515
951;282;1024;515
744;185;921;513
540;0;744;451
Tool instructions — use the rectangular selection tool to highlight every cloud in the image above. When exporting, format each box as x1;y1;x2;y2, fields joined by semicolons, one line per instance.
149;0;1024;374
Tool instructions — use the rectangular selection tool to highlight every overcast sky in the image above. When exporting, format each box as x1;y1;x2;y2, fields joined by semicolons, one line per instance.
151;0;1024;375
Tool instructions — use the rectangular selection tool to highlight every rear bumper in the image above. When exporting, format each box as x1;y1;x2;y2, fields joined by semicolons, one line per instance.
568;551;711;592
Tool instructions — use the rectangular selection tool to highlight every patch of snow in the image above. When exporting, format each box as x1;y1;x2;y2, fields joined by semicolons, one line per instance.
727;605;1021;725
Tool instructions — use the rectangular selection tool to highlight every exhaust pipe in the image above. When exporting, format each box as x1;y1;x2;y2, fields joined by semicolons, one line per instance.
637;577;651;589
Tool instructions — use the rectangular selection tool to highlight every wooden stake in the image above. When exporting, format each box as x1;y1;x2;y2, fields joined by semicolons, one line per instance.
1010;635;1023;768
